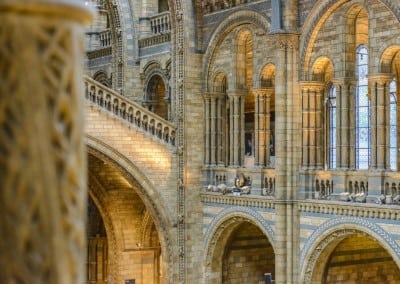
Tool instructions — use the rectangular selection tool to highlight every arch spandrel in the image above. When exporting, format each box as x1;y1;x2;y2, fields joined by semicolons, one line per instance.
300;216;400;284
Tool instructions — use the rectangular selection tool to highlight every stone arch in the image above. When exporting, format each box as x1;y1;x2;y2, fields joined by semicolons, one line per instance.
144;71;169;120
203;9;270;92
210;71;228;93
235;27;253;90
86;135;174;283
258;63;276;88
203;207;275;283
88;173;119;283
93;70;111;87
380;45;400;74
310;56;335;84
300;216;400;284
299;0;399;79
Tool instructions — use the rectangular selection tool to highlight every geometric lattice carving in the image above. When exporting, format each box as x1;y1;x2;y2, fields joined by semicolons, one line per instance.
0;14;86;283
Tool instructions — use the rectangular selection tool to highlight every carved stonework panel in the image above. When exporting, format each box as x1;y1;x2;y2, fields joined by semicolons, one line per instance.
0;9;88;284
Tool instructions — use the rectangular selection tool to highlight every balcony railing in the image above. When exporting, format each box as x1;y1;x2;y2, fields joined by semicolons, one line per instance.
203;167;276;198
150;11;170;35
300;169;400;205
84;75;176;146
139;12;171;48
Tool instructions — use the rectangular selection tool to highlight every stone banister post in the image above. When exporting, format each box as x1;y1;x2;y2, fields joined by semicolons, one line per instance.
369;74;392;169
0;1;91;283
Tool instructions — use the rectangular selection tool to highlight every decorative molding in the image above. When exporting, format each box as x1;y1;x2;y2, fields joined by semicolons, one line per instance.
300;216;400;283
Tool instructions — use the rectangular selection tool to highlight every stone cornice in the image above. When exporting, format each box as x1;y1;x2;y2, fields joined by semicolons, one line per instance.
201;193;275;209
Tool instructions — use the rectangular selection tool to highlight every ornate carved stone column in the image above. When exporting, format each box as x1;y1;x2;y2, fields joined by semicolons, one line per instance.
300;82;325;169
369;74;392;169
0;1;91;283
334;79;356;169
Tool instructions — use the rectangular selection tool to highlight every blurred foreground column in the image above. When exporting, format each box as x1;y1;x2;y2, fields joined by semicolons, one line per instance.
0;1;91;283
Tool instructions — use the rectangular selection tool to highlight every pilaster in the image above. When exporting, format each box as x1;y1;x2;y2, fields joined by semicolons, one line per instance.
272;33;300;284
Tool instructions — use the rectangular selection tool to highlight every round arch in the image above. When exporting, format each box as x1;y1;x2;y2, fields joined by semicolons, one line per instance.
300;216;400;284
86;135;174;283
300;0;400;79
88;173;120;283
380;45;400;73
257;63;276;88
202;9;270;92
310;56;335;83
203;207;275;283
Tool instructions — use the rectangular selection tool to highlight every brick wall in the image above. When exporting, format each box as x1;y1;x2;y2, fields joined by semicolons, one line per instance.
325;234;400;284
222;223;275;284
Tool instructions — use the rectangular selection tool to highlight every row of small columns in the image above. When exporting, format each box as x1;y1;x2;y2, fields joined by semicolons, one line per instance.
203;88;274;167
301;75;394;170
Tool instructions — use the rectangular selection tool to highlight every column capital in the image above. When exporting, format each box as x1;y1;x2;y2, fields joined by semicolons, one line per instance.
299;81;325;92
203;92;224;99
227;89;247;97
270;33;299;50
253;87;274;97
0;0;93;24
331;77;357;87
368;73;393;85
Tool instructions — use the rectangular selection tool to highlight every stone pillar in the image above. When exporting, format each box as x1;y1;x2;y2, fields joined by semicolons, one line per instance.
0;1;91;283
254;88;274;167
300;82;325;169
217;94;225;165
210;95;217;165
369;74;392;169
204;93;211;165
228;90;246;167
334;79;356;169
273;34;300;284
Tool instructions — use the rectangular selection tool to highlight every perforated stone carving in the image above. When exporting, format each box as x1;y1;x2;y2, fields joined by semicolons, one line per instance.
0;2;91;283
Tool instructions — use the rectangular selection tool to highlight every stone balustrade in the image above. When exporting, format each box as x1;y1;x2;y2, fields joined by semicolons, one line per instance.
150;11;170;35
298;200;400;220
99;29;112;47
300;169;400;205
201;193;276;209
203;167;276;197
84;75;176;146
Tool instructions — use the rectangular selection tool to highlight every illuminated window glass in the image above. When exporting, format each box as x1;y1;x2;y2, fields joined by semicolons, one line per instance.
329;85;336;168
390;79;397;170
355;45;370;169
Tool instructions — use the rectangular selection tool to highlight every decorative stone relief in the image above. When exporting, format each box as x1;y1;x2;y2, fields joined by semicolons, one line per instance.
0;2;91;283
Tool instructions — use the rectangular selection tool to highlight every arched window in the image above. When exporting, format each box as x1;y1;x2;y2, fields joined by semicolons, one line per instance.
355;45;370;169
328;85;336;168
390;79;397;170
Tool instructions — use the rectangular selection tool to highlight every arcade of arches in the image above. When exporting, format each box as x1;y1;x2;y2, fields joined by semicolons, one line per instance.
2;1;400;284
